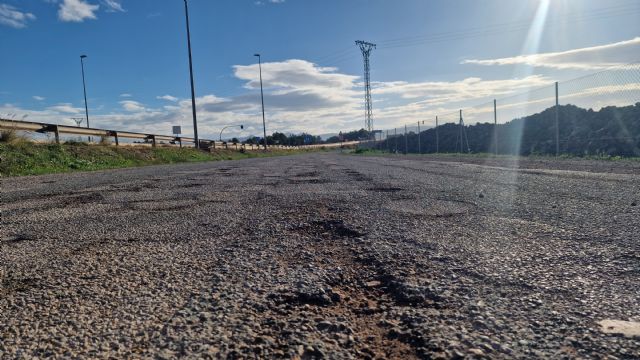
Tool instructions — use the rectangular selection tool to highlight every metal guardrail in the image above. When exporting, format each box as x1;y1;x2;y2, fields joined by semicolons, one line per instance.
0;118;360;150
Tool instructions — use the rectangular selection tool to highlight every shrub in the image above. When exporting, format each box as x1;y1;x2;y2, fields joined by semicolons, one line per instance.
0;128;19;143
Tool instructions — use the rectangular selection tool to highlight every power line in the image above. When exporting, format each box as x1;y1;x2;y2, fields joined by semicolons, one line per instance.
311;3;640;69
376;4;640;50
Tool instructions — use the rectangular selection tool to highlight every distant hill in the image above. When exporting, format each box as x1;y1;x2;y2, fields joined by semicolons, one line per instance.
377;103;640;157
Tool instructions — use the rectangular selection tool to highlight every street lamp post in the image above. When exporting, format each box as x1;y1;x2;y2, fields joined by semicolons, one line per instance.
183;0;199;148
254;54;267;150
219;124;244;142
80;55;90;141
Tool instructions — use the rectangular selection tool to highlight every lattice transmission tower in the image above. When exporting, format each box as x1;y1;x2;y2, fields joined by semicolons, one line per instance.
356;40;376;137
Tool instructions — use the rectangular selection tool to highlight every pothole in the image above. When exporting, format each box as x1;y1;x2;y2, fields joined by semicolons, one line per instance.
384;199;475;217
125;199;198;212
312;219;364;238
2;233;35;245
368;187;403;193
288;177;327;184
57;192;105;208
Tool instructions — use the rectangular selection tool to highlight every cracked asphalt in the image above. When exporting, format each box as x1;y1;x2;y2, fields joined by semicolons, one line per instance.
1;153;639;359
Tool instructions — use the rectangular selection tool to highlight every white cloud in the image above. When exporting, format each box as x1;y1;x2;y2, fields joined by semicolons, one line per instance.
255;0;285;5
462;37;640;70
47;103;83;114
9;56;638;138
120;100;145;112
58;0;99;22
120;93;132;97
232;59;360;112
0;4;36;28
373;75;554;106
102;0;124;12
33;96;46;101
157;95;178;102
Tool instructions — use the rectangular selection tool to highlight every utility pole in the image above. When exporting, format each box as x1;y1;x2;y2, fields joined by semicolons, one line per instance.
71;117;84;127
80;55;90;142
255;54;268;150
355;40;376;138
183;0;199;148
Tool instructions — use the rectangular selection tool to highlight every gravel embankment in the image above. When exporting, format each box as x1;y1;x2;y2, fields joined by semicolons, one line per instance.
1;153;639;358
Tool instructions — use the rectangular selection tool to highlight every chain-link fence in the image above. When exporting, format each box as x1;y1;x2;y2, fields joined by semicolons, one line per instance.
367;62;640;157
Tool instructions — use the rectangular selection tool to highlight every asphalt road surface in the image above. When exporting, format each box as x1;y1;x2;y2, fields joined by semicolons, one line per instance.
1;153;639;359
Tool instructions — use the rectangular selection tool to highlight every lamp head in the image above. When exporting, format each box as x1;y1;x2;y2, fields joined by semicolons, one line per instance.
80;55;87;59
254;53;260;57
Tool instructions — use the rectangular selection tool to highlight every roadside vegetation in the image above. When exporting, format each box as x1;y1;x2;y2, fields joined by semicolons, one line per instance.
352;147;640;162
0;134;312;177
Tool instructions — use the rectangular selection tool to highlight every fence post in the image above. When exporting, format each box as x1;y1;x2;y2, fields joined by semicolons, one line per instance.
394;128;398;153
459;110;463;153
417;121;421;154
494;99;498;155
555;81;559;156
404;125;408;154
436;116;439;153
386;130;389;153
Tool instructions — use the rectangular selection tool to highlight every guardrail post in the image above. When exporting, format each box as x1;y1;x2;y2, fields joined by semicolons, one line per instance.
53;125;60;144
109;131;119;146
40;124;60;144
146;135;156;147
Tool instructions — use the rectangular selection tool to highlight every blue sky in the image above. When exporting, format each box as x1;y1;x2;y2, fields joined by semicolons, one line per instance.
1;0;639;139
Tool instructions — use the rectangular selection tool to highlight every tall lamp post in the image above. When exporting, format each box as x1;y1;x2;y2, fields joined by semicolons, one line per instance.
254;54;267;150
183;0;199;148
80;55;90;141
219;124;244;141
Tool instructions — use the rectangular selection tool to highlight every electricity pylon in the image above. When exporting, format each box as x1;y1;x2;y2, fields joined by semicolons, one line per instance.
356;40;376;138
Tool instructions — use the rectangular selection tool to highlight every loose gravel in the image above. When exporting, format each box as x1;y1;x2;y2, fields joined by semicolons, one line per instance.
1;153;639;359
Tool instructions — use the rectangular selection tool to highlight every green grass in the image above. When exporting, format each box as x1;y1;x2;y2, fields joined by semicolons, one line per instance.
0;142;309;177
